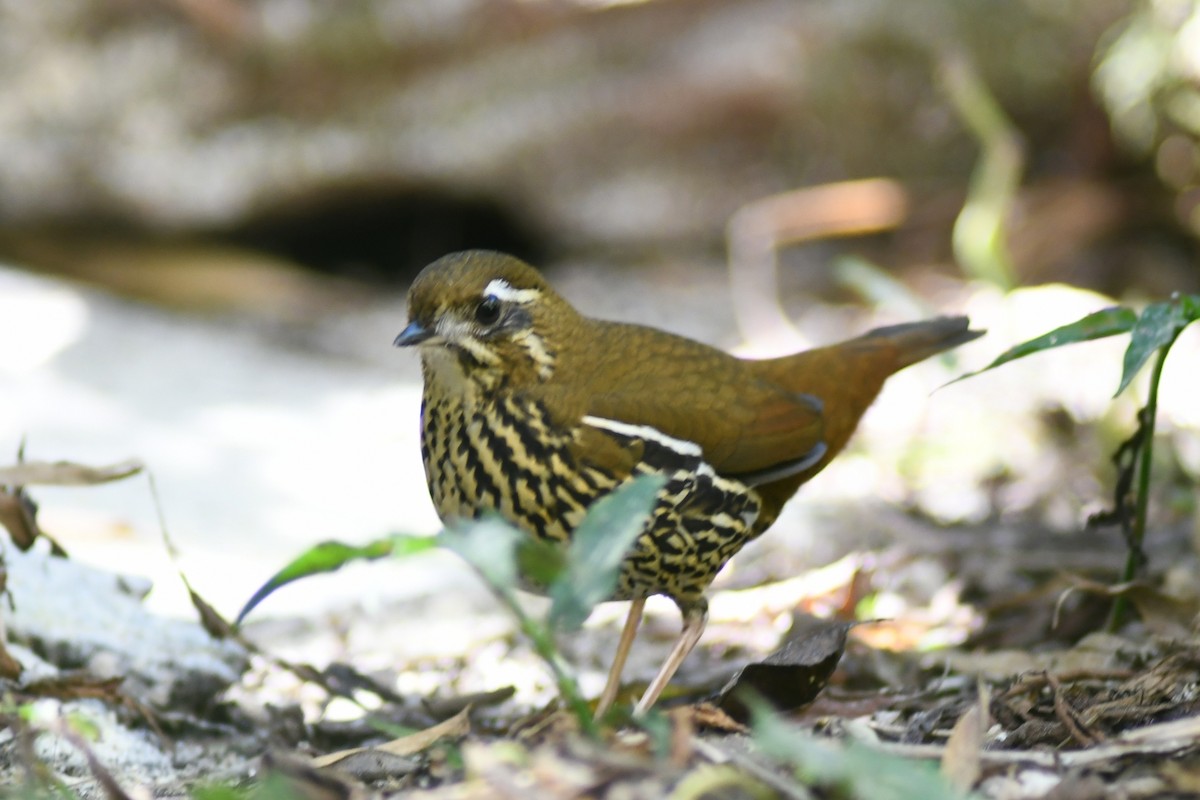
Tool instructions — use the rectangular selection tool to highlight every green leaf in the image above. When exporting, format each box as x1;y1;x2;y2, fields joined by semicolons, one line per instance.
235;534;436;624
749;696;963;800
438;516;525;592
515;535;569;588
548;475;665;631
834;256;931;320
1180;293;1200;319
951;305;1136;386
1115;299;1192;396
366;718;420;739
437;516;598;732
65;711;101;742
191;785;250;800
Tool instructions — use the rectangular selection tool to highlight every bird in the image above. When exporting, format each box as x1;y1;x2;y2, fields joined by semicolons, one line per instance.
394;250;982;717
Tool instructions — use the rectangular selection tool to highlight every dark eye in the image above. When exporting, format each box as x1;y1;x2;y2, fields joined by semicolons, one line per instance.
475;295;502;325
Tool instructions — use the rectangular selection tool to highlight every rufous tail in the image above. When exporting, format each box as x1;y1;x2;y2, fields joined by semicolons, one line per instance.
750;316;982;521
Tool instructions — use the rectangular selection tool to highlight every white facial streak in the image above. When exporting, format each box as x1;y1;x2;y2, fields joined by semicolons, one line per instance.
484;278;541;305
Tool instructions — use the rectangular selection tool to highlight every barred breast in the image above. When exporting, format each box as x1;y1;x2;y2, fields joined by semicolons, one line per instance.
419;386;764;606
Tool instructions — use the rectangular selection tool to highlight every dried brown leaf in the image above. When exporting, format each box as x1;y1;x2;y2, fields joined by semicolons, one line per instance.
512;705;580;745
717;616;853;721
1122;587;1198;639
309;750;420;783
23;674;126;702
0;563;17;678
423;685;515;718
0;459;143;487
312;705;471;770
0;487;42;549
0;640;22;680
187;585;236;641
1060;575;1198;638
261;751;358;800
666;706;695;767
1162;758;1200;793
941;682;990;792
687;703;749;734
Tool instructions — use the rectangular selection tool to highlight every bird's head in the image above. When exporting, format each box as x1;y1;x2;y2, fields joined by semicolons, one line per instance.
394;251;573;387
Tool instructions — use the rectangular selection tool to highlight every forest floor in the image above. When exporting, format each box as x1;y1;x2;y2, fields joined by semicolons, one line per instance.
3;257;1200;799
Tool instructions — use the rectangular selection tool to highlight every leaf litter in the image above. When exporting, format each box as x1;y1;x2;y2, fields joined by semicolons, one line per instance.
5;423;1200;799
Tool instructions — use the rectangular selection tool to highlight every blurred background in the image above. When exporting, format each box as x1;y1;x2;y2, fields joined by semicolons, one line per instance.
2;0;1199;624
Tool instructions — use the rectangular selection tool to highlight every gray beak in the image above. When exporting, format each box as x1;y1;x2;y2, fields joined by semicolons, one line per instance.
394;321;433;347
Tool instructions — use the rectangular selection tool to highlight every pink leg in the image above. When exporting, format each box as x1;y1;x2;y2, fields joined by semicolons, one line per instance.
594;596;646;719
633;602;708;717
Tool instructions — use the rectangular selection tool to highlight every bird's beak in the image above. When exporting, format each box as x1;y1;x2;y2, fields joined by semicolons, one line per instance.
394;320;433;347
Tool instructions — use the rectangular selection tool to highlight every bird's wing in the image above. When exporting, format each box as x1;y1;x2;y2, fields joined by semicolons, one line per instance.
583;379;825;483
519;319;826;484
580;322;826;480
525;331;825;483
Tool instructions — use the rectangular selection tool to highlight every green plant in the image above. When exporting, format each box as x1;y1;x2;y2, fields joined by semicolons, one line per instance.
237;475;665;736
747;694;964;800
957;293;1199;627
939;52;1022;291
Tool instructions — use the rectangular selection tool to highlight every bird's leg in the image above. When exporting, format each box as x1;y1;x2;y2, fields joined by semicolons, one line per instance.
594;596;645;719
633;599;708;717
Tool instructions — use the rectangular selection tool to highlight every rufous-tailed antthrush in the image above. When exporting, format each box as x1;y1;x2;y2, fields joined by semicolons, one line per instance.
395;250;981;717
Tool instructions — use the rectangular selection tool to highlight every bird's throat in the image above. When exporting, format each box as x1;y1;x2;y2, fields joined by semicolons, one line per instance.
422;346;506;399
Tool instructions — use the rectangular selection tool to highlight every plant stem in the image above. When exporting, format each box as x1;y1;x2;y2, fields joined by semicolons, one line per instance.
498;589;599;737
940;52;1022;290
1108;343;1171;630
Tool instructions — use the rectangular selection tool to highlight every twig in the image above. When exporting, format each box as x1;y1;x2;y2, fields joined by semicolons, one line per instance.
996;668;1135;701
690;736;815;800
1044;672;1101;747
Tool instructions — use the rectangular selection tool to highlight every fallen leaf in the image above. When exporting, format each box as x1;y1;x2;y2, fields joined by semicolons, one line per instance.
666;705;696;767
1122;586;1198;638
716;616;854;722
0;487;43;550
317;662;408;705
0;641;22;680
687;703;749;734
313;705;471;769
1059;575;1198;638
932;632;1149;680
188;586;237;641
261;751;357;800
0;562;19;678
23;674;126;702
511;705;580;745
0;459;143;487
940;682;990;792
1162;754;1200;794
375;704;471;756
310;750;420;783
423;685;515;718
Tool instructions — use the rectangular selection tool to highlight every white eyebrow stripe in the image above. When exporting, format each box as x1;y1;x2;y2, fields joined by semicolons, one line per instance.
581;415;702;458
484;278;541;304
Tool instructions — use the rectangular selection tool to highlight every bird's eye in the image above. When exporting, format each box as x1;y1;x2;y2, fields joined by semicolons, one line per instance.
475;295;502;326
